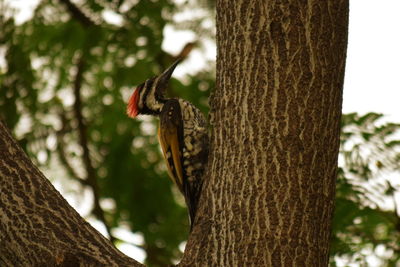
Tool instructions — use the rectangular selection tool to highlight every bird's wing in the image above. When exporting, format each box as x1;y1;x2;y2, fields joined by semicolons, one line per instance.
158;100;184;192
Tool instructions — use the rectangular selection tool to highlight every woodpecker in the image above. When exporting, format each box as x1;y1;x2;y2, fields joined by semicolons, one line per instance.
127;60;209;228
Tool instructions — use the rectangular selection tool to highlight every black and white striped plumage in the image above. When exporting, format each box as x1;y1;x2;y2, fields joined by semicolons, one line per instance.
127;61;209;228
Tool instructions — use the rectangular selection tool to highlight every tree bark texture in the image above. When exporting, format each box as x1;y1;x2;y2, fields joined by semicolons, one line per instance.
182;1;348;266
0;120;142;267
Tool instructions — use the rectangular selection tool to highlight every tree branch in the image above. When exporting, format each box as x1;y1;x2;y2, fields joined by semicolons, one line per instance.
58;0;98;27
72;56;115;243
56;112;89;186
58;0;116;243
0;120;143;266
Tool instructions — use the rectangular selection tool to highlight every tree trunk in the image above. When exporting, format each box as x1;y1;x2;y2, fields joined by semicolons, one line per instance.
0;120;142;267
182;1;348;266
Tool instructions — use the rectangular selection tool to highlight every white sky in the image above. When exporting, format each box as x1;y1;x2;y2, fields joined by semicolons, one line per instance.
343;0;400;122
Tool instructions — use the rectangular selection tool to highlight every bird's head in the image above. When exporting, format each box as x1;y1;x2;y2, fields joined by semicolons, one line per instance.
127;60;180;118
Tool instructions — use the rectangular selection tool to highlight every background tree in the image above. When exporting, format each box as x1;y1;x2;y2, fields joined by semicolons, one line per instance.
1;0;399;266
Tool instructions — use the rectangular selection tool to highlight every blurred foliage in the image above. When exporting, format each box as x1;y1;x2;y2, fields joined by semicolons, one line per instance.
1;1;400;266
331;113;400;266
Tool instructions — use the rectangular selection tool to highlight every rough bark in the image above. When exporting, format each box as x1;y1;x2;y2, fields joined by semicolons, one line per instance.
0;120;142;267
182;1;348;266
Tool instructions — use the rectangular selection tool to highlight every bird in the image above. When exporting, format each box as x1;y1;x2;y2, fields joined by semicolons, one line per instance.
126;60;209;229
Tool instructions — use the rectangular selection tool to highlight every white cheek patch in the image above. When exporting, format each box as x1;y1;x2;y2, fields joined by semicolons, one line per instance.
138;85;147;109
138;77;164;112
146;83;163;111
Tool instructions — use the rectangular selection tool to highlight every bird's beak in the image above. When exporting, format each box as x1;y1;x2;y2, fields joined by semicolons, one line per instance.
157;60;180;87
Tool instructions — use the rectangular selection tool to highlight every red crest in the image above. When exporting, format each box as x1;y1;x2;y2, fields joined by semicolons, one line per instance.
127;87;140;118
